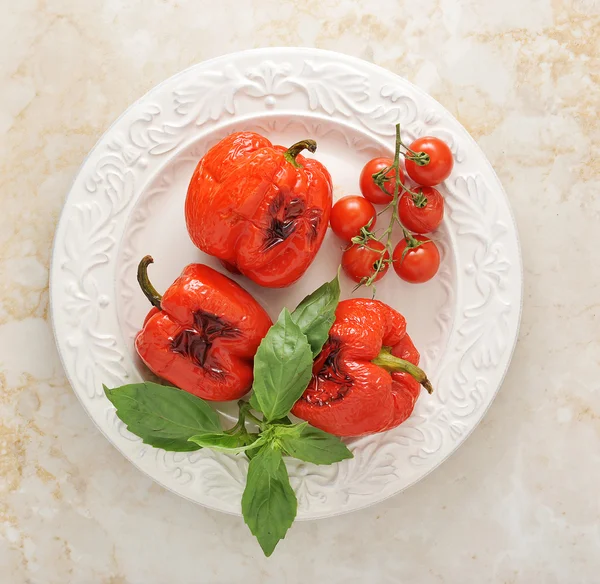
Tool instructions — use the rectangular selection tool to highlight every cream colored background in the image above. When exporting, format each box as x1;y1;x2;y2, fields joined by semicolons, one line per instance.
1;1;599;582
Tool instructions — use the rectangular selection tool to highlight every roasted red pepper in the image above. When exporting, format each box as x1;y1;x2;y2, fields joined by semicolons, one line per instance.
185;131;332;288
291;298;432;437
135;256;272;401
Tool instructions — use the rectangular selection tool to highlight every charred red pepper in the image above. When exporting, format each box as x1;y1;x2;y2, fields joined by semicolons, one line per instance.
185;131;332;288
135;256;272;401
291;298;432;437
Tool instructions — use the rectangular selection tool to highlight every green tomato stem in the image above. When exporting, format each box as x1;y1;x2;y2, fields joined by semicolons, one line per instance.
363;124;407;287
401;226;420;247
356;124;429;293
405;150;431;166
412;189;428;208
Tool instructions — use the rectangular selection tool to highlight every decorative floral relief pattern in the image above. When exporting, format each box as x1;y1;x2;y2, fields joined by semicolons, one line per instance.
389;170;514;469
252;118;382;155
141;59;426;154
421;231;454;369
420;174;513;446
60;111;162;397
52;51;520;517
119;147;206;341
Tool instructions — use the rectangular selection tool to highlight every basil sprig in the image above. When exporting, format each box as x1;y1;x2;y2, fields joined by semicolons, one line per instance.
104;274;350;556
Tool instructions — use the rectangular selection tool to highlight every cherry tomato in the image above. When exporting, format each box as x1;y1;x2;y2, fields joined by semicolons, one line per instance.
398;186;444;234
359;157;406;204
342;240;390;283
330;196;377;242
392;235;440;283
404;137;453;187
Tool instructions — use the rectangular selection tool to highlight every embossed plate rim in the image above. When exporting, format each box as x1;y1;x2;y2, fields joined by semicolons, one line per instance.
50;47;523;520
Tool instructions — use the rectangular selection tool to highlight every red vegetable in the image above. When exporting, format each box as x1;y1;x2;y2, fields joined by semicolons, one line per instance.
393;235;440;283
330;195;377;242
341;241;389;284
398;186;444;234
292;298;432;437
359;157;405;204
135;257;272;401
404;136;453;186
185;132;332;288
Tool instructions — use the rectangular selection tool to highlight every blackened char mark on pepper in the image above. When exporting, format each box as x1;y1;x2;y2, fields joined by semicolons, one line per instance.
263;192;323;251
304;207;323;241
301;338;353;406
171;311;241;378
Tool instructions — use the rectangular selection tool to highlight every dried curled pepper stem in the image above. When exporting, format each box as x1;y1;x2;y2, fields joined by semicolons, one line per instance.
372;347;434;394
137;255;163;309
284;139;318;168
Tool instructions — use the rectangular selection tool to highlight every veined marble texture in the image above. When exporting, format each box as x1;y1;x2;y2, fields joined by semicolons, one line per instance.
1;1;599;583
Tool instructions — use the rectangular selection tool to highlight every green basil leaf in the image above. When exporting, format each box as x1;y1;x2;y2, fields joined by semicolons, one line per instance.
290;273;340;357
188;432;266;454
271;415;293;426
251;308;313;422
269;421;308;439
245;446;260;461
141;437;200;453
248;392;261;413
277;423;353;465
242;444;297;556
104;382;222;451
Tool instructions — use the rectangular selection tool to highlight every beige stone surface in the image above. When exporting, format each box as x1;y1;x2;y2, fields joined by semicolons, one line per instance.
1;0;599;582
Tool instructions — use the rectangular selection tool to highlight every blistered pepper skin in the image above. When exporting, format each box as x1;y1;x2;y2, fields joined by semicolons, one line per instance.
291;299;424;437
135;263;272;401
185;132;333;288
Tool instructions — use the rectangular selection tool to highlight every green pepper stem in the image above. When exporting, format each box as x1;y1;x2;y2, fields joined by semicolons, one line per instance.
372;347;434;394
137;255;163;309
284;139;317;168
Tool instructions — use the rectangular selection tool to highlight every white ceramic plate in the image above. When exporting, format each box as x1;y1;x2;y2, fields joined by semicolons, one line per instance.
50;48;522;519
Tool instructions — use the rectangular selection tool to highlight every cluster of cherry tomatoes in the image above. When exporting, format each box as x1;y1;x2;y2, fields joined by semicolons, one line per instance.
329;133;453;287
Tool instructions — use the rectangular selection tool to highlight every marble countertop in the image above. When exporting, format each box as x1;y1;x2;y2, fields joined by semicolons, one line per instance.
1;1;599;582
